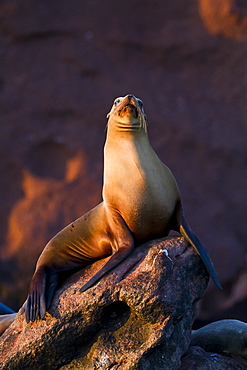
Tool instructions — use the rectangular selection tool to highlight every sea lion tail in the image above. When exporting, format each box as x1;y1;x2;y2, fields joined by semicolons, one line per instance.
175;203;222;290
25;266;47;322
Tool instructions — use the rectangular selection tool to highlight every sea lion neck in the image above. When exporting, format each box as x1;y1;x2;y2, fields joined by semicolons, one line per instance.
105;120;148;143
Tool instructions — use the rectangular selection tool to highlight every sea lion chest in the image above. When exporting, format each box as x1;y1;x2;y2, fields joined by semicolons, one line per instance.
103;135;180;242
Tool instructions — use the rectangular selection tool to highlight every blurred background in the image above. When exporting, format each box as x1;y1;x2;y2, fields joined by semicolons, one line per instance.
0;0;246;326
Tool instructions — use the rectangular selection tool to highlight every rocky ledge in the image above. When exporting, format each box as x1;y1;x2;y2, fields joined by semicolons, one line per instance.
0;237;244;369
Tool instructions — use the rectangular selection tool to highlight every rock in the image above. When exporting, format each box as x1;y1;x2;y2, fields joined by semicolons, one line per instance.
199;0;247;40
180;346;246;370
0;237;208;370
0;0;247;326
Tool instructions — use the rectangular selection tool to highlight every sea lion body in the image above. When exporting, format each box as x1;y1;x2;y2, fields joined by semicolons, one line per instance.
0;302;15;315
24;94;221;322
0;303;16;336
0;313;17;336
37;203;111;271
103;128;180;243
191;319;247;366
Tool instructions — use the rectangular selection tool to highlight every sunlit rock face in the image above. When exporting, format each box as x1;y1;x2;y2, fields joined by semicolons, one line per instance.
0;0;247;324
0;237;208;369
199;0;247;41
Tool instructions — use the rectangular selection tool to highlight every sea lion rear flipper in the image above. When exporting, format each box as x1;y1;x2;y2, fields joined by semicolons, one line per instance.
25;266;47;322
175;203;222;289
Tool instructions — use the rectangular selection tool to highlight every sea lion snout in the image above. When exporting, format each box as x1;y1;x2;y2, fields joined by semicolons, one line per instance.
107;94;147;132
121;94;138;108
122;104;138;118
107;94;144;119
125;94;144;111
117;95;139;118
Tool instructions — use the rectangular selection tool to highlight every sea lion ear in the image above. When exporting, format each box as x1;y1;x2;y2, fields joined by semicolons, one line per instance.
106;112;111;118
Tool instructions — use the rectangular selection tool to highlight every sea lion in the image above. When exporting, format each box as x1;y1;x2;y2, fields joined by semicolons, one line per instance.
0;303;16;336
0;302;15;315
24;94;222;323
191;319;247;366
0;313;17;336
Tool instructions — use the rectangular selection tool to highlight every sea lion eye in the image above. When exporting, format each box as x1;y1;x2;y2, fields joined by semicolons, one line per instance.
114;99;121;106
137;99;143;109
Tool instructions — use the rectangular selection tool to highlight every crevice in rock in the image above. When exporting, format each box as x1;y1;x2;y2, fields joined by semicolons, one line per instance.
101;301;130;332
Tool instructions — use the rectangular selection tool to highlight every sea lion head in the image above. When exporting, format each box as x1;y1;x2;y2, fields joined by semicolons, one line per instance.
107;94;147;132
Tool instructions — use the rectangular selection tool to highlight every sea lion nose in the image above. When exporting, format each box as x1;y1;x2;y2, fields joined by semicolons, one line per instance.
127;94;134;100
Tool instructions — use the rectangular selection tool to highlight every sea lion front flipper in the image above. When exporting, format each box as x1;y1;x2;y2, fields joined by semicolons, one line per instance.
25;266;47;322
80;243;134;292
175;203;222;290
81;209;135;292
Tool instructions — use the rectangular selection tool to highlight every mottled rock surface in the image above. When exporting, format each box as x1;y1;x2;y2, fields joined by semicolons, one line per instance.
0;237;208;370
0;0;247;325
